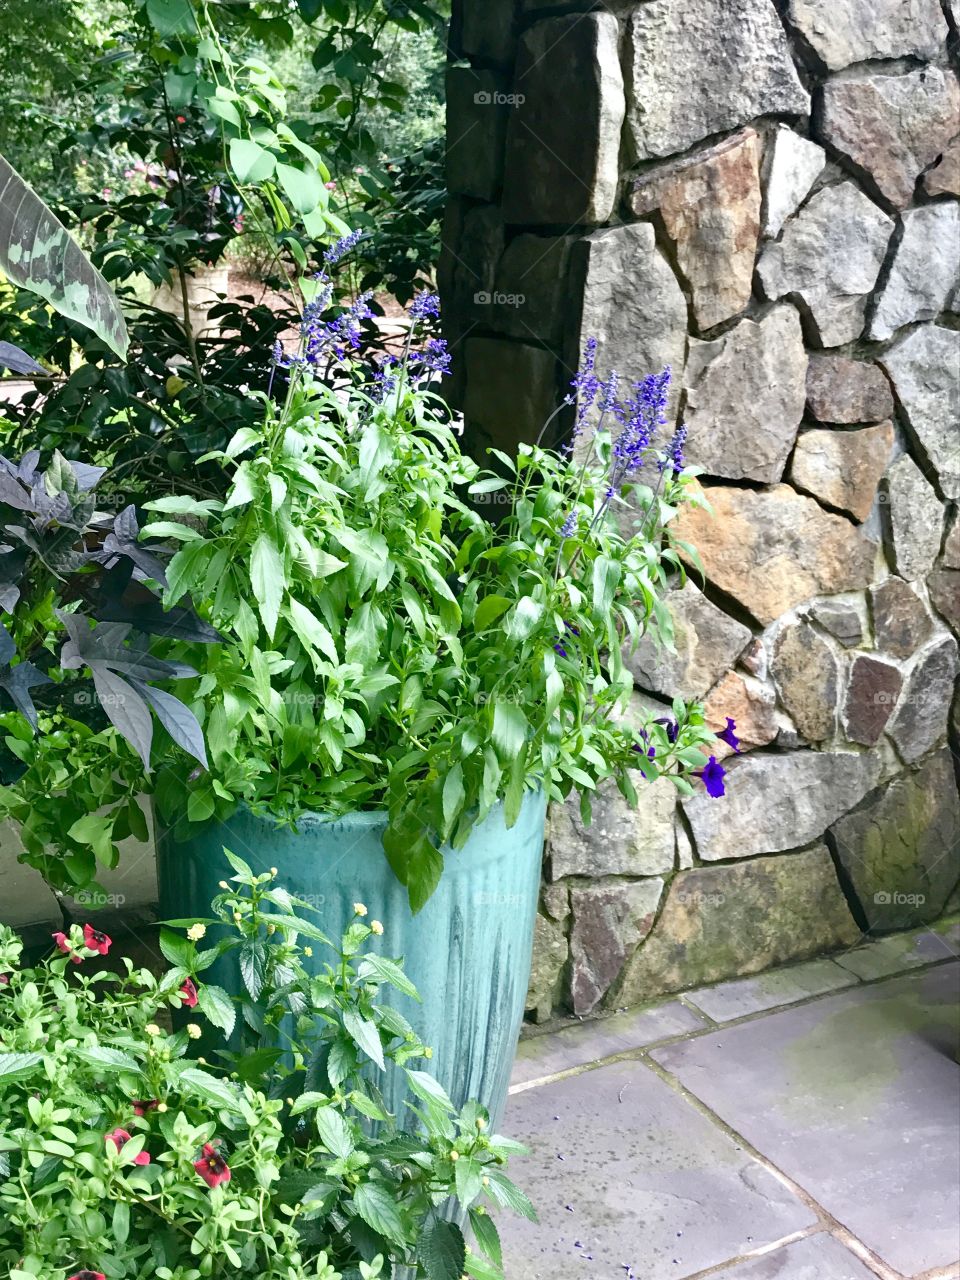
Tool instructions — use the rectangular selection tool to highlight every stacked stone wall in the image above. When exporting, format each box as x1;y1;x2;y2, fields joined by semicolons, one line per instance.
443;0;960;1020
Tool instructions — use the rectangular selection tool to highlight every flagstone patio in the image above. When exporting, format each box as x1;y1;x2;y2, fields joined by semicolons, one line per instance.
500;920;960;1280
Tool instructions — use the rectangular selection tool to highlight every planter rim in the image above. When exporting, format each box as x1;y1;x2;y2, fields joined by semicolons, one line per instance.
166;789;544;832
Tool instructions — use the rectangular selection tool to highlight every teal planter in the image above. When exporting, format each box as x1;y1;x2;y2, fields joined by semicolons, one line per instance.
157;792;546;1127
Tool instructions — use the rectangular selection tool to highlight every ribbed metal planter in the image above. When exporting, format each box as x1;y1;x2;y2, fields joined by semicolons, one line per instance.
156;792;546;1127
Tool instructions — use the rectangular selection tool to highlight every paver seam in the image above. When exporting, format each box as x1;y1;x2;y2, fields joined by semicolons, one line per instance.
675;1227;886;1280
640;1053;910;1280
509;953;959;1096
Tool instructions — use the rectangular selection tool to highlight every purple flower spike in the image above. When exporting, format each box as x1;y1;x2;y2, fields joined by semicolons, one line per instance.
321;228;364;272
717;717;740;753
697;756;727;799
410;290;441;322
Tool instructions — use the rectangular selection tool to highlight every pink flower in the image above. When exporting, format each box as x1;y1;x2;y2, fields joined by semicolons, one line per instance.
194;1142;231;1187
132;1099;159;1117
52;932;82;965
179;978;199;1008
68;1271;106;1280
83;924;112;956
106;1128;150;1165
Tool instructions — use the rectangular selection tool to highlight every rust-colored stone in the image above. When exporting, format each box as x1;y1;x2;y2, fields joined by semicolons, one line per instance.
843;654;903;746
805;355;894;424
673;483;877;626
629;128;761;330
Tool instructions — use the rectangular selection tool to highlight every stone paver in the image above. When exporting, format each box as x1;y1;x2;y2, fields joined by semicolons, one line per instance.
501;1057;817;1280
833;926;959;981
511;999;705;1086
712;1231;881;1278
651;965;960;1276
683;959;857;1024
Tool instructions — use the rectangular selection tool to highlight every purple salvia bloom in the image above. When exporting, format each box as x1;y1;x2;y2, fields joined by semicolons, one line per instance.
559;511;578;538
409;290;441;322
607;366;672;495
372;354;400;401
320;228;364;274
662;421;687;474
408;337;452;384
564;337;601;451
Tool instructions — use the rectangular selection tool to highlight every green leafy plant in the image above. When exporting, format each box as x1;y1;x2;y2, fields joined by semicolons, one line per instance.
0;151;128;359
0;857;529;1279
0;449;216;896
139;275;720;913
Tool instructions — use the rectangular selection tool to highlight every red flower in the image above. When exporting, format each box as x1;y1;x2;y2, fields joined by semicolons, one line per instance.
53;932;82;965
179;978;199;1008
176;115;187;123
132;1099;159;1116
194;1141;231;1188
68;1272;106;1280
106;1128;151;1165
0;973;9;986
83;924;112;955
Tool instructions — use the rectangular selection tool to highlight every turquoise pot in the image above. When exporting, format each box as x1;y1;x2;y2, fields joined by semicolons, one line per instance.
156;792;546;1127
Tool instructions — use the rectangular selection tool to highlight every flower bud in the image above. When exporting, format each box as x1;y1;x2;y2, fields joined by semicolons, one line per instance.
186;1023;202;1039
370;920;383;936
353;902;367;917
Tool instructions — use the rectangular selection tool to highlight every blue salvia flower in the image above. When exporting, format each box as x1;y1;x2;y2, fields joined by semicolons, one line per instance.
559;511;578;538
608;366;672;494
372;354;400;401
409;290;441;322
321;228;364;274
408;337;452;385
563;337;600;452
660;422;687;474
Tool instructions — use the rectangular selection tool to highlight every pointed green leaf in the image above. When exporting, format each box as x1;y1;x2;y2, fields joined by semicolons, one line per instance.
0;154;127;358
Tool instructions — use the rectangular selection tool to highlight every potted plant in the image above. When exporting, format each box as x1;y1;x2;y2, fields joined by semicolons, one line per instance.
0;866;530;1278
138;252;723;1126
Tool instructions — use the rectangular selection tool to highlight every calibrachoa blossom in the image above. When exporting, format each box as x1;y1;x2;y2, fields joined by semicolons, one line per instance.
106;1128;151;1165
194;1142;231;1188
697;756;727;798
179;977;199;1008
52;931;82;964
654;716;680;744
82;924;112;955
717;717;740;753
132;1099;159;1116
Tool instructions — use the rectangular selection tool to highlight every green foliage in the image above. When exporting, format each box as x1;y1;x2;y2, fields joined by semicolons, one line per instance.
0;869;527;1277
0;450;215;896
139;297;716;913
0;153;128;357
0;0;447;485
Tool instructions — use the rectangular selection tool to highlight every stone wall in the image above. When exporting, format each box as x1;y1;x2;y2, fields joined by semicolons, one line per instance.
443;0;960;1020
